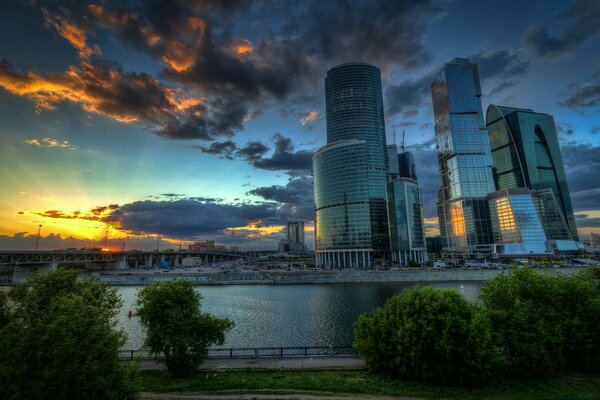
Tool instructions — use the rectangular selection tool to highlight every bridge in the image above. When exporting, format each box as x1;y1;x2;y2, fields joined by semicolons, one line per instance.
0;250;256;284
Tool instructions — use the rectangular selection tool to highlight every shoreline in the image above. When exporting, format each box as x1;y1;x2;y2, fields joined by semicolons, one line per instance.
86;266;584;286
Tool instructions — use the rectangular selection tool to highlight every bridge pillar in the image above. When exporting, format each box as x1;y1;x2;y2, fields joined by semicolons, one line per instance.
146;255;153;268
111;255;128;270
12;262;58;284
173;254;180;267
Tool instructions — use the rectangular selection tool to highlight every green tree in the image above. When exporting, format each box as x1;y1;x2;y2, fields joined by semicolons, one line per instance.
479;267;600;374
0;269;138;400
135;280;234;376
353;286;497;383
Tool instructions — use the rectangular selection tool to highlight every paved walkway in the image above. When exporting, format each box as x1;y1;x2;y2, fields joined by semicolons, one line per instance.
142;394;419;400
136;357;366;371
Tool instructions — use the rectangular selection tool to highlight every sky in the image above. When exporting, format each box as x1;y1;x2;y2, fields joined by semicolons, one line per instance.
0;0;599;251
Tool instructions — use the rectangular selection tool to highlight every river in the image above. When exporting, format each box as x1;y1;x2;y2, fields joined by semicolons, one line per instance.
116;281;482;349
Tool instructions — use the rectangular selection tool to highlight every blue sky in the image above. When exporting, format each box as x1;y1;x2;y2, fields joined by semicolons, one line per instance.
0;0;598;250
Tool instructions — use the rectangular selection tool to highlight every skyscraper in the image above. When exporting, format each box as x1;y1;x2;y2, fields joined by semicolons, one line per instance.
286;220;305;245
313;63;389;268
487;188;549;255
486;105;579;240
431;58;496;254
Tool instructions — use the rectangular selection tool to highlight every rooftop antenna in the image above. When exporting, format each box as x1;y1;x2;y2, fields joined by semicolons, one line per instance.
401;131;406;152
393;130;396;145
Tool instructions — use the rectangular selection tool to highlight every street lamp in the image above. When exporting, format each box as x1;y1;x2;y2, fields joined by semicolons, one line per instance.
35;224;42;252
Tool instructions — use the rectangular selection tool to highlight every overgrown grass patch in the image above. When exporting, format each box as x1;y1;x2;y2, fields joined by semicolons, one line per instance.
139;369;600;399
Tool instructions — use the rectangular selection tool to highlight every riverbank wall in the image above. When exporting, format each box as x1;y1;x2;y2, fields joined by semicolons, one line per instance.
91;267;585;286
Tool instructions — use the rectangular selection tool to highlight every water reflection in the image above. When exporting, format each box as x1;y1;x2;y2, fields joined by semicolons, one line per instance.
116;281;482;349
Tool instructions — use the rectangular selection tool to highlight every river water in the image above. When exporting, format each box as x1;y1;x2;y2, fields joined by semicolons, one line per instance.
116;281;482;349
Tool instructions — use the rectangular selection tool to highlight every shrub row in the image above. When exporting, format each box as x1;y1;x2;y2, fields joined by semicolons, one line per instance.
353;267;600;383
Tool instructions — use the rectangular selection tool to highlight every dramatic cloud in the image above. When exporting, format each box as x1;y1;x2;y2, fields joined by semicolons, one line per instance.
25;137;78;150
522;0;600;60
0;59;242;140
25;198;280;239
42;9;100;59
248;176;314;221
201;134;314;175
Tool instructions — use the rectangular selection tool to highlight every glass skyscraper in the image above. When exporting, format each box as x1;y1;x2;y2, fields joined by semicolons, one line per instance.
486;105;579;241
431;58;496;254
487;188;549;255
313;63;389;268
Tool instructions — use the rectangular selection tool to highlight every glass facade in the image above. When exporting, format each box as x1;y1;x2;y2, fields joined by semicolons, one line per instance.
486;105;579;240
488;188;548;255
398;151;418;181
314;63;390;267
387;178;427;265
431;58;495;254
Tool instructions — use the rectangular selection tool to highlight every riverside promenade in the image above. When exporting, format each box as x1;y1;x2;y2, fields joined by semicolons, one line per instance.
135;357;365;371
90;266;585;286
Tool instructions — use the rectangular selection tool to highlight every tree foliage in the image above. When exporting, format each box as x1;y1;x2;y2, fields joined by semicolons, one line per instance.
353;286;497;383
479;267;600;374
135;280;234;377
0;269;138;400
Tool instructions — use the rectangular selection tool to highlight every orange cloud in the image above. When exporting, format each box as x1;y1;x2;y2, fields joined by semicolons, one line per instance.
229;39;254;57
25;138;77;150
299;111;319;125
43;10;100;59
0;60;204;127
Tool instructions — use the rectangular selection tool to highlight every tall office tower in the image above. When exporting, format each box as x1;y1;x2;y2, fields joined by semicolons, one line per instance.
431;58;496;254
487;188;549;255
313;63;389;268
486;105;579;241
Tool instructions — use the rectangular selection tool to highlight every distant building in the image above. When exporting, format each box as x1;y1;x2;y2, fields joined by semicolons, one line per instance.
591;233;600;247
387;144;400;180
486;105;578;241
313;63;389;268
398;150;417;181
188;241;216;252
431;58;496;255
279;220;306;253
487;188;549;256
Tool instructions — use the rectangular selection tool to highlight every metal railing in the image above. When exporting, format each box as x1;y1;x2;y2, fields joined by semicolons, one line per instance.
119;346;357;361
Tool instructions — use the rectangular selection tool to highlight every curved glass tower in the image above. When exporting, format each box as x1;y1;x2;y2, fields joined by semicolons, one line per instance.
313;63;389;268
486;105;578;241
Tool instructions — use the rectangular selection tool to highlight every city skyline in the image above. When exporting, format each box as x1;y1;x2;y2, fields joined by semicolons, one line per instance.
1;0;599;251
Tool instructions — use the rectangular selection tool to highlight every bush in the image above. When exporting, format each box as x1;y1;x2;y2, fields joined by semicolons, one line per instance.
136;280;234;377
479;267;600;374
0;269;138;400
353;286;497;383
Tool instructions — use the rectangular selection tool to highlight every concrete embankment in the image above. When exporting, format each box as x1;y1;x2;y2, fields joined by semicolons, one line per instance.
91;267;585;286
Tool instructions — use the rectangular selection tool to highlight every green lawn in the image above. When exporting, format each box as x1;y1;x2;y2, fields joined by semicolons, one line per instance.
139;369;600;399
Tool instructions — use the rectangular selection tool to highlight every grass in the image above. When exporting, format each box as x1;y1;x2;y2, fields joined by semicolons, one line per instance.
139;369;600;399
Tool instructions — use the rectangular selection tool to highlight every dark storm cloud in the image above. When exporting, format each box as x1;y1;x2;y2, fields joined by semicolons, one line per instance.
102;199;279;237
561;141;600;210
522;0;600;60
560;83;600;111
385;49;529;117
250;134;313;175
248;176;314;221
195;140;237;159
203;134;314;175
